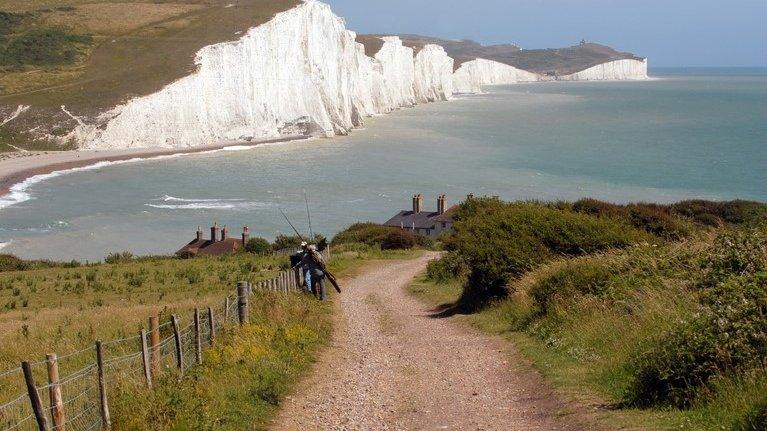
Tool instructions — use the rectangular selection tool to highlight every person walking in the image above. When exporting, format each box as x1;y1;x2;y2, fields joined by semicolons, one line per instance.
295;242;327;300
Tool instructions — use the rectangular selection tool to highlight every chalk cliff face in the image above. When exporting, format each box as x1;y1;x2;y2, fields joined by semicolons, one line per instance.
559;59;648;81
413;45;454;103
76;1;646;150
452;59;540;94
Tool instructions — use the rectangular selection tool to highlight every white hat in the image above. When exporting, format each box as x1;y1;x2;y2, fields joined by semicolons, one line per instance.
300;241;308;248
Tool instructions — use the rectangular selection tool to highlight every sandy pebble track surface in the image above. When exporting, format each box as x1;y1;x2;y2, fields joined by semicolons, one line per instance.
270;252;588;431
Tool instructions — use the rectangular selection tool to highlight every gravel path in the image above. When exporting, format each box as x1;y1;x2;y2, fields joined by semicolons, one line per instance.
270;253;584;431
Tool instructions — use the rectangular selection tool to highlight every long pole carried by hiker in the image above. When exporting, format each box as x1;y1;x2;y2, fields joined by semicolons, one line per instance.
304;190;314;240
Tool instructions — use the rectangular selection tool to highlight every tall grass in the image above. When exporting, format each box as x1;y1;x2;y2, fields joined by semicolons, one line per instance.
413;197;767;430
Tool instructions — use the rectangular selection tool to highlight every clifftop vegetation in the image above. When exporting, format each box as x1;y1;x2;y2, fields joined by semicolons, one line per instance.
389;34;643;74
417;197;767;430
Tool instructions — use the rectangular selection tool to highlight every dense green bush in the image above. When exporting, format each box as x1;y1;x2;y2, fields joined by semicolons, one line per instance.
332;222;429;249
698;228;767;289
572;199;692;240
272;234;325;251
672;200;767;226
245;237;272;255
380;230;416;250
447;198;647;299
626;273;767;408
734;398;767;431
331;223;399;246
529;258;620;313
426;252;467;284
104;251;134;264
0;254;28;272
0;12;26;35
622;228;767;411
0;28;92;67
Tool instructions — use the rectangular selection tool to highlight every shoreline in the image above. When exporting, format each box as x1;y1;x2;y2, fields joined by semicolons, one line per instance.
0;135;309;201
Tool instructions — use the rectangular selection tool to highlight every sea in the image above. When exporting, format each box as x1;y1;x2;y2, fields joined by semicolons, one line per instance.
1;68;765;261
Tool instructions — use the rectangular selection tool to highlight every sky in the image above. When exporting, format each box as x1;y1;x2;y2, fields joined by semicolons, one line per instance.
326;0;767;68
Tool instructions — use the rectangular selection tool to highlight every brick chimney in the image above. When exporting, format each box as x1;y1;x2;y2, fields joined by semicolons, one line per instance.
412;194;419;214
210;222;219;242
412;194;423;214
196;226;203;241
438;195;447;215
242;226;250;247
221;225;228;241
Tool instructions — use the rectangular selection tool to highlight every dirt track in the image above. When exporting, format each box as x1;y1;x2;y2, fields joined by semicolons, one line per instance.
270;252;583;431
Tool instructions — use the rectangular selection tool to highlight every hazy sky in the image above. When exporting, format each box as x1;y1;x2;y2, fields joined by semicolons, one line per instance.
326;0;767;67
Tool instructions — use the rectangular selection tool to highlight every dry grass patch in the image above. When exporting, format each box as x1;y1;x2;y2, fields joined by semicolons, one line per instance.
41;3;206;35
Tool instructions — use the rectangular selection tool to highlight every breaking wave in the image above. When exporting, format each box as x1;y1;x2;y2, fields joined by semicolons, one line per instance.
0;137;309;211
0;240;10;251
145;196;273;211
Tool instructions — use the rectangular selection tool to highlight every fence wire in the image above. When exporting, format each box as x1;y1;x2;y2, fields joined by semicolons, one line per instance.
1;271;297;431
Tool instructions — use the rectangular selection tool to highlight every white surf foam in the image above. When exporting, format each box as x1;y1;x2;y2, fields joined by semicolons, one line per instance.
0;240;11;251
0;137;308;211
146;196;274;211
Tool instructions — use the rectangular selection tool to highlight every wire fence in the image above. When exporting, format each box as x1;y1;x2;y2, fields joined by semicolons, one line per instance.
0;265;309;431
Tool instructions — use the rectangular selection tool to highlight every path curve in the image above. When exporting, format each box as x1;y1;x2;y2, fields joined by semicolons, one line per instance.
270;252;583;430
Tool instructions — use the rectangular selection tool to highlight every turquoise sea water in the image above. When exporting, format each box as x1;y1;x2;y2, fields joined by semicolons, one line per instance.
1;68;766;260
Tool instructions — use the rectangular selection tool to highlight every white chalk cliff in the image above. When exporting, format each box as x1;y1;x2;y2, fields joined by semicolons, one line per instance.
452;59;539;94
77;1;647;150
559;58;648;81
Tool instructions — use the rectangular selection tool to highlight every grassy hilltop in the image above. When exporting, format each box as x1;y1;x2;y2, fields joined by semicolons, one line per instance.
364;34;643;74
0;0;298;151
412;198;767;430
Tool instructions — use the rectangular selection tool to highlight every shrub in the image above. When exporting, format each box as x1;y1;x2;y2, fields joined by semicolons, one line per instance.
104;252;134;264
0;12;26;35
272;234;325;252
245;237;271;255
529;258;620;313
672;200;767;226
331;223;396;246
0;254;27;272
572;199;691;240
448;198;646;300
0;28;92;67
625;273;767;408
380;230;416;250
426;252;467;284
734;398;767;431
699;228;767;289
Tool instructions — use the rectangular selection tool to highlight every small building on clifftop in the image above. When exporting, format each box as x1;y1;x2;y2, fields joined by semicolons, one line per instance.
176;223;250;257
383;194;457;237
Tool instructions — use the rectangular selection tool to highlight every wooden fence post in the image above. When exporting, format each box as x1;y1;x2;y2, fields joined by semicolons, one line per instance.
46;354;65;431
224;297;230;320
95;341;111;430
139;329;152;388
207;306;215;345
22;361;49;431
237;281;249;326
193;309;202;365
171;315;183;374
148;316;160;379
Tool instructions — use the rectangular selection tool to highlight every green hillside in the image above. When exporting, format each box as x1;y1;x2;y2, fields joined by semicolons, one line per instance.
0;0;298;107
412;198;767;430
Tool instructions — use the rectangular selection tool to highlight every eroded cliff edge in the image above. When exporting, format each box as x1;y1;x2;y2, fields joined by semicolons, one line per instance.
0;0;648;151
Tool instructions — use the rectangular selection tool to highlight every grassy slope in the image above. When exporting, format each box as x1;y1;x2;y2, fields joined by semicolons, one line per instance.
0;246;420;429
0;0;299;108
410;238;766;430
409;198;767;430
